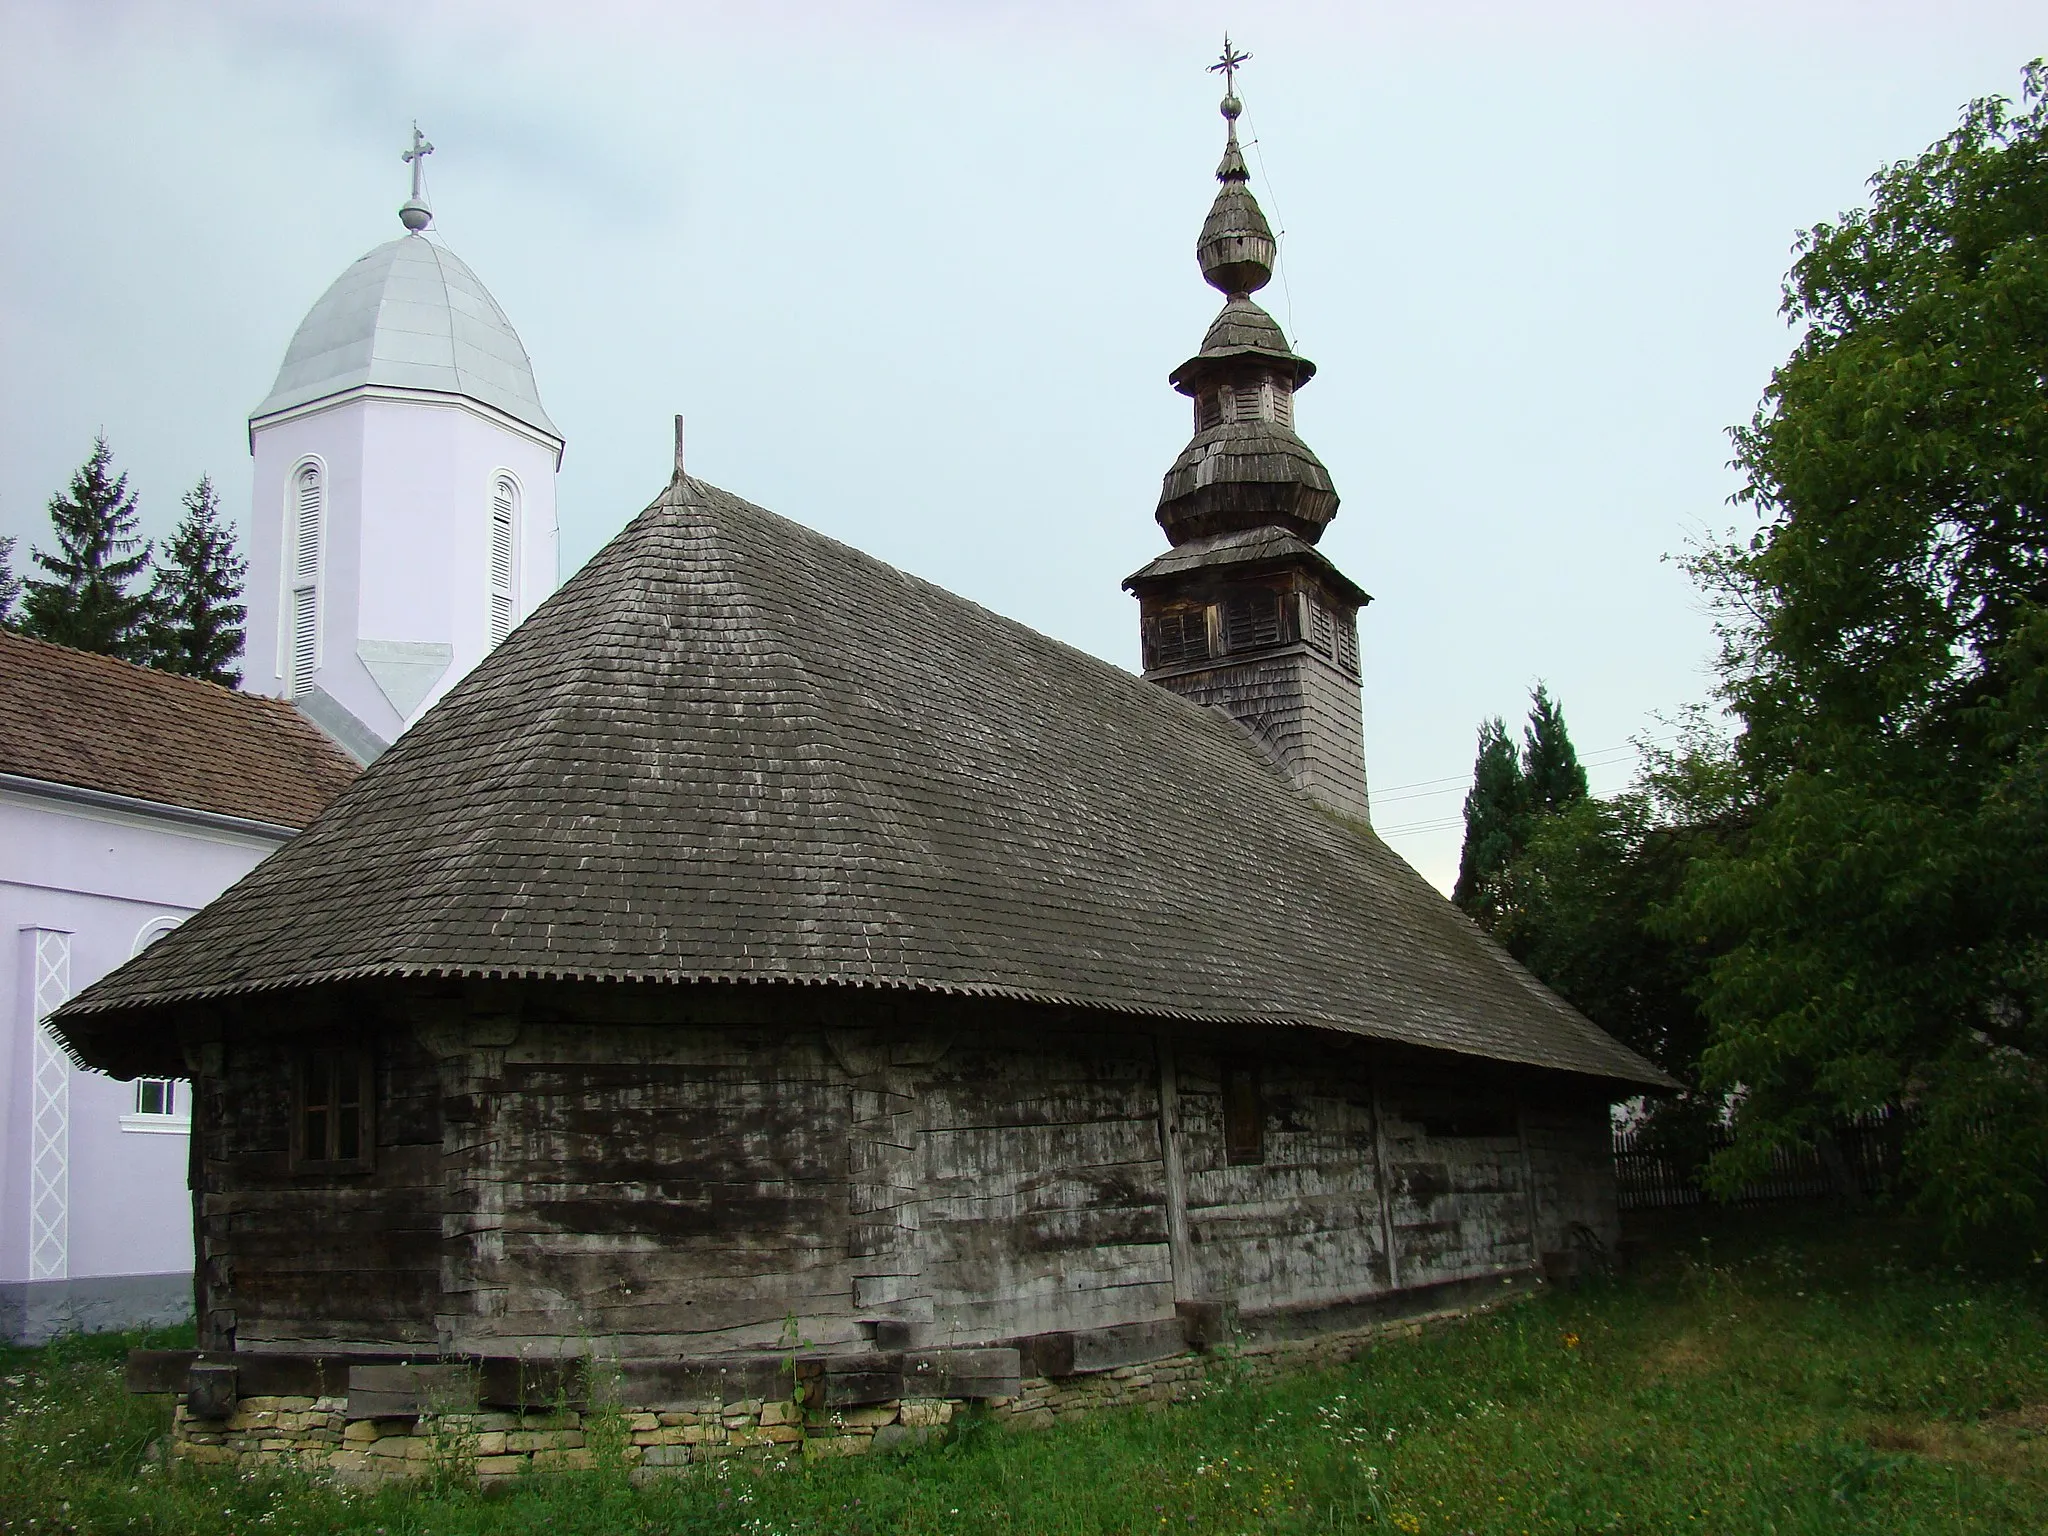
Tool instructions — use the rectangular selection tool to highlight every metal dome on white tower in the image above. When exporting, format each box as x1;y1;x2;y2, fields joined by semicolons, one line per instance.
242;125;565;762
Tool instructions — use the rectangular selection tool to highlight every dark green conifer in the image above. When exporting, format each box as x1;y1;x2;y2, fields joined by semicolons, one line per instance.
0;534;20;626
147;476;247;685
21;436;154;661
1522;682;1588;815
1453;716;1525;927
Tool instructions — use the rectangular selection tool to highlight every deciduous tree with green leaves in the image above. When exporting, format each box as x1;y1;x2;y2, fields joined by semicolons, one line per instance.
1677;63;2048;1242
147;475;247;685
20;436;153;662
1501;718;1749;1158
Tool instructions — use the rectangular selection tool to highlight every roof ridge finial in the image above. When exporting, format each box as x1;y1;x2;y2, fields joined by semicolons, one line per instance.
1209;35;1251;183
400;122;435;233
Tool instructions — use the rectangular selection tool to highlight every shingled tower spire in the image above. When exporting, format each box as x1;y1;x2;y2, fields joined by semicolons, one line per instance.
1125;42;1371;823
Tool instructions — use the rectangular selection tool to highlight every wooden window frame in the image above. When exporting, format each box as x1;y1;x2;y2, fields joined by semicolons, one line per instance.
291;1047;375;1173
1221;1060;1265;1166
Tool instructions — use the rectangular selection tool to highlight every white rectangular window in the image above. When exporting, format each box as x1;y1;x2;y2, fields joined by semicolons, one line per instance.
121;1078;191;1135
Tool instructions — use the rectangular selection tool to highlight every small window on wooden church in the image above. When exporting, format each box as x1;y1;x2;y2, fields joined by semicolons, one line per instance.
1223;590;1284;651
1197;391;1225;430
294;1049;373;1171
1222;1062;1264;1166
1271;381;1294;429
1148;607;1211;668
1307;597;1336;658
1335;617;1359;673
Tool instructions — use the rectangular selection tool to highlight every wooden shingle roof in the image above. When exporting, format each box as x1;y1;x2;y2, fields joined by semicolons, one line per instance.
0;629;359;829
54;477;1667;1088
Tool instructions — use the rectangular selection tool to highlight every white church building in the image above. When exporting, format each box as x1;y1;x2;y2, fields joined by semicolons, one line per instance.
0;139;563;1341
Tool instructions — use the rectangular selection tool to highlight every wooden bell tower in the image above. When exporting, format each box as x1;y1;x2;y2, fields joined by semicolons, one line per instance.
1125;41;1372;823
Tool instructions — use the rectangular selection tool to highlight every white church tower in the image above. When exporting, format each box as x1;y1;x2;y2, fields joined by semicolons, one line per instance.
243;128;564;759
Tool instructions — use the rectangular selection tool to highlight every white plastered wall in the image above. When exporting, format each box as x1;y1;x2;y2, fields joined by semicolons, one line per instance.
246;391;560;744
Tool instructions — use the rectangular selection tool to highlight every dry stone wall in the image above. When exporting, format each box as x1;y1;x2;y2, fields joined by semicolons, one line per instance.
162;1291;1511;1485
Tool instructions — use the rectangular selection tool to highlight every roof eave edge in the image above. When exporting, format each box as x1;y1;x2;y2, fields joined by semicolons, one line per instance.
0;770;304;842
248;383;566;466
53;963;1673;1091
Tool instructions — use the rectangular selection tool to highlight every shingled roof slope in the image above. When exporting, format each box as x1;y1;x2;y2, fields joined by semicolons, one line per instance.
54;477;1666;1088
0;629;360;828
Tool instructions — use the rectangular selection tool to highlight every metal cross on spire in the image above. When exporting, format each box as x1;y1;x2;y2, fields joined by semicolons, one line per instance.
1209;35;1250;98
403;123;435;199
399;122;435;232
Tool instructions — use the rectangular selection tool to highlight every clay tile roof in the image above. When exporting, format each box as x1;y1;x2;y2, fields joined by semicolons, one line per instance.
0;629;360;828
54;478;1670;1090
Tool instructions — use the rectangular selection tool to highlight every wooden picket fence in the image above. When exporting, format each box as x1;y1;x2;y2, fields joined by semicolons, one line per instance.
1612;1108;1908;1211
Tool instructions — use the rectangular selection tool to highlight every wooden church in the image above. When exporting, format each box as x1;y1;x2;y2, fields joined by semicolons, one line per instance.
58;55;1665;1462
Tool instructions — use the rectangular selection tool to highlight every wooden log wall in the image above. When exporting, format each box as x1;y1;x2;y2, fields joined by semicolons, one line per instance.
190;987;1620;1360
1373;1065;1537;1289
916;1026;1175;1344
444;1019;854;1358
194;1006;443;1352
1171;1040;1393;1307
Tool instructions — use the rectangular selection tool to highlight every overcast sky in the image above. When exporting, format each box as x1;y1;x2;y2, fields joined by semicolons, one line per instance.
2;1;2040;890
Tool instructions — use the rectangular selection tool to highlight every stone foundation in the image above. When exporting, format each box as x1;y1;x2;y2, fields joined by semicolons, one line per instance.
160;1300;1473;1484
170;1396;945;1484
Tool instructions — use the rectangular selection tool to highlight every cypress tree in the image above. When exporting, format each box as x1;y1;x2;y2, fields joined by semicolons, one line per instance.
1453;716;1525;927
0;535;19;627
21;436;154;661
147;475;247;685
1522;682;1588;815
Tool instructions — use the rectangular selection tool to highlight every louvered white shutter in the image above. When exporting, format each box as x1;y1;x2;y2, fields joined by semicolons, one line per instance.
489;477;517;646
287;465;322;696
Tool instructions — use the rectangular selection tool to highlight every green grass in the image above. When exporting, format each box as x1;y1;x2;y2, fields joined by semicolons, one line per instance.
5;1208;2046;1534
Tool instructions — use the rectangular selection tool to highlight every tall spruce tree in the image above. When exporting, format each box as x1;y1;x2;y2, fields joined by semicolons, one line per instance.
1455;685;1589;930
21;436;154;661
147;475;247;685
0;534;20;626
1453;716;1525;927
1522;683;1589;815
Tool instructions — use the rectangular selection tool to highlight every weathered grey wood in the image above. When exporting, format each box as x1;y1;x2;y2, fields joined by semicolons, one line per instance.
478;1356;587;1410
1175;1299;1229;1350
187;1362;237;1419
616;1357;785;1411
903;1348;1020;1400
1067;1318;1187;1375
347;1363;476;1420
143;996;1624;1379
1155;1033;1197;1302
128;1350;199;1394
1371;1072;1401;1292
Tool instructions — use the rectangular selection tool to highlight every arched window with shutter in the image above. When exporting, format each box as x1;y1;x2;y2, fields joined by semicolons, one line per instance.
284;461;323;696
489;474;519;646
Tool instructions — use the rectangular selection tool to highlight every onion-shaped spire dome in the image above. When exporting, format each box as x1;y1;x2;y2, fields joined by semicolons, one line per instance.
1154;41;1338;548
1199;62;1277;297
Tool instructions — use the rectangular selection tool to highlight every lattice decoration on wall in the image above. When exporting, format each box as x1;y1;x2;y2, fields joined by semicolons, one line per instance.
28;929;73;1282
